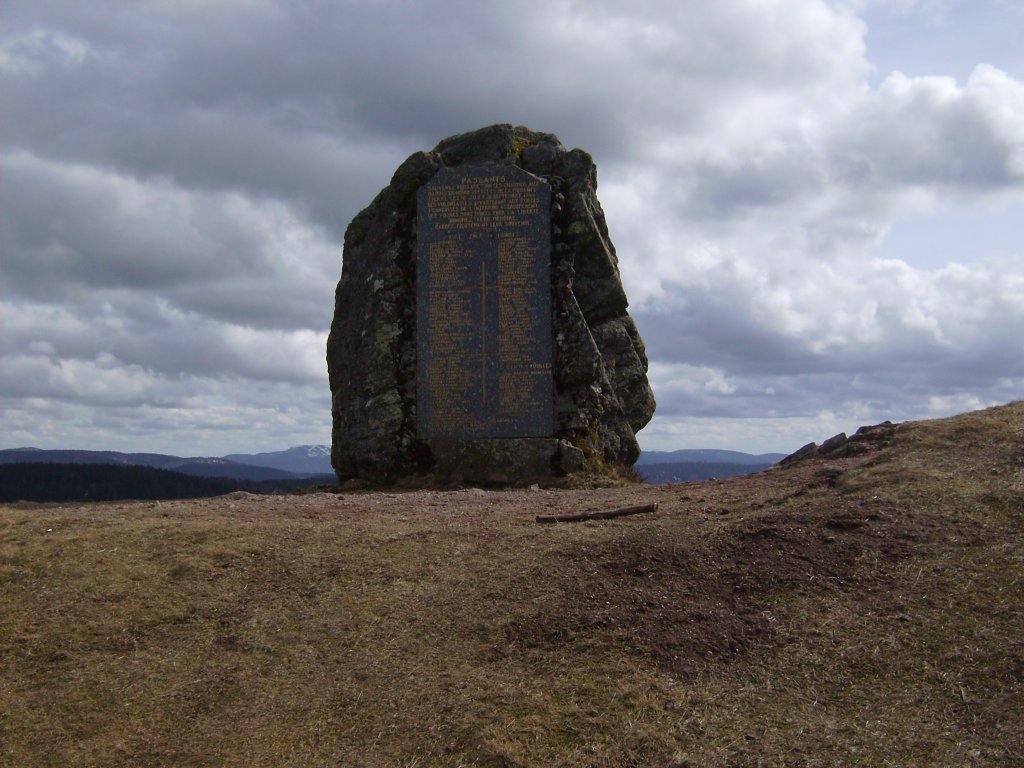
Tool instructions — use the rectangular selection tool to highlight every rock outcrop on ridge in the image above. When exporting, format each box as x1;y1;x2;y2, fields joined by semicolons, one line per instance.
327;124;655;485
778;421;897;467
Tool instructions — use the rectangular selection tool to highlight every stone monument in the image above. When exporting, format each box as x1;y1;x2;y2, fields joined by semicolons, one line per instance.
327;124;655;486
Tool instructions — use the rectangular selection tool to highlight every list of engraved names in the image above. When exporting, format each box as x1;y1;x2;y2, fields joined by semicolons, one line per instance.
416;165;554;438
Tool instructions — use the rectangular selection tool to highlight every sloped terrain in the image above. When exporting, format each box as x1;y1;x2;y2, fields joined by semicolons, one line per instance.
1;403;1022;766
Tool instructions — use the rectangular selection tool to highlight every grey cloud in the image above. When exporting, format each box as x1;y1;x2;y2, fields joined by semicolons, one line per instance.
0;152;339;331
681;145;827;219
1;0;871;194
634;301;822;377
0;296;325;386
1;153;277;291
166;279;335;333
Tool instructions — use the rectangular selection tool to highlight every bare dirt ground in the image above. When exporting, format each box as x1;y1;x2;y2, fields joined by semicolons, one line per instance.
2;403;1022;766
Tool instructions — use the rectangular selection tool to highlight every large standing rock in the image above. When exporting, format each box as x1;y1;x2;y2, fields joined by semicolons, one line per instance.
327;124;655;486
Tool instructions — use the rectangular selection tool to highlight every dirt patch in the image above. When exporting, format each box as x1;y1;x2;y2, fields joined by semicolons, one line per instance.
505;492;953;673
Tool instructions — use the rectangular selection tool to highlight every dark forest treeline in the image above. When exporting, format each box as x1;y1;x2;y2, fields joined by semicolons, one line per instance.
0;463;335;503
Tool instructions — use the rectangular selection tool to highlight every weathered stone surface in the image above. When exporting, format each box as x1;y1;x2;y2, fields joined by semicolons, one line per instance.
327;124;656;485
778;442;820;467
818;432;849;455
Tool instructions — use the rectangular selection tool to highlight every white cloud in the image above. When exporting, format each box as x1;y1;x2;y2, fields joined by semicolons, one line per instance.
830;65;1024;192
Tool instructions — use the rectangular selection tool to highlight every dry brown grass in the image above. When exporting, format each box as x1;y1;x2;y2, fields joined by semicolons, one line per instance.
2;402;1022;766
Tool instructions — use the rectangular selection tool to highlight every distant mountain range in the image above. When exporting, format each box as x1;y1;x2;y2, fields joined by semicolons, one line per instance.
1;445;785;487
223;445;333;475
634;449;785;484
635;460;777;484
635;449;787;466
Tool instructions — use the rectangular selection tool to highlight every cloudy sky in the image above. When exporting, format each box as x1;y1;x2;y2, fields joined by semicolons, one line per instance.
2;0;1022;457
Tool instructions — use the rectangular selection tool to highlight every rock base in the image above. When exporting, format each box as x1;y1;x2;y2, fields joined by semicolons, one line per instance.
429;438;585;487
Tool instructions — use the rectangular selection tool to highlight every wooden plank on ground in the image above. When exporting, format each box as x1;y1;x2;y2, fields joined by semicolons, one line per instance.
535;502;658;524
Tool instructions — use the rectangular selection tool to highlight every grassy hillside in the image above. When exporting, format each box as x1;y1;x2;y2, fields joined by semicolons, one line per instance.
1;403;1022;766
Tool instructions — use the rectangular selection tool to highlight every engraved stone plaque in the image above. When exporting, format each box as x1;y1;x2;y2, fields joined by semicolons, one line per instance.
416;165;553;438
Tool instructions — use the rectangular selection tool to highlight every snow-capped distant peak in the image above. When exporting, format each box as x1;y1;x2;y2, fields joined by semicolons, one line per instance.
285;444;331;457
